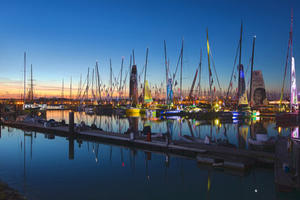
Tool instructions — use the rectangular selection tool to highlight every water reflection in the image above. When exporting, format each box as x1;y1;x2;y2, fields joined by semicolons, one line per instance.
46;110;291;151
0;127;299;199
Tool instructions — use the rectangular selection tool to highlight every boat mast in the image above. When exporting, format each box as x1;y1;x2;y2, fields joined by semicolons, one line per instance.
61;78;64;104
164;40;168;104
249;36;256;107
119;57;124;100
77;73;82;100
206;29;212;107
289;10;298;111
189;69;198;100
132;49;135;65
110;59;112;102
91;68;95;101
237;22;243;100
180;38;184;100
280;10;294;110
87;68;89;101
290;10;294;112
95;61;101;101
198;49;202;98
144;48;149;102
128;55;132;100
70;76;72;100
30;64;33;103
24;52;26;105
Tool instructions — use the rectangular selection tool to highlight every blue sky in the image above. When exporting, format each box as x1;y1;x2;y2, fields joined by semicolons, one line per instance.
0;0;298;97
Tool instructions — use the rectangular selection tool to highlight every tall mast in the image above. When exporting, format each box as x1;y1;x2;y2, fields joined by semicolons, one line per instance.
249;36;256;107
128;55;132;99
144;48;149;100
31;64;33;102
86;68;89;101
198;49;202;98
180;38;184;100
237;22;243;102
280;10;294;109
120;57;124;99
132;50;135;65
24;52;26;104
61;78;64;104
91;68;95;100
290;10;294;111
206;29;212;106
95;61;101;101
110;59;112;101
238;22;243;67
78;73;82;99
289;10;298;111
70;76;72;100
164;40;168;103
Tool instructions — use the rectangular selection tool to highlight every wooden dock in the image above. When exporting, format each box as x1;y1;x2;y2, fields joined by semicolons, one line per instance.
1;120;275;172
275;137;300;191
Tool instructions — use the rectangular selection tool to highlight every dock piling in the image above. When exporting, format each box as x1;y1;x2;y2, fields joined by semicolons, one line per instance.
69;112;74;134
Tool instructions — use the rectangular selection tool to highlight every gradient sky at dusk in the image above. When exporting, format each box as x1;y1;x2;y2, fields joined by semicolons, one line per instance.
0;0;299;98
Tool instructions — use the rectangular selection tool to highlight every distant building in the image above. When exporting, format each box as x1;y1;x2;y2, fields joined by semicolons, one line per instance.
251;70;268;106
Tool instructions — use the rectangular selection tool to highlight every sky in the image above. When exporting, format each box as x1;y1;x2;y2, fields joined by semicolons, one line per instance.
0;0;299;98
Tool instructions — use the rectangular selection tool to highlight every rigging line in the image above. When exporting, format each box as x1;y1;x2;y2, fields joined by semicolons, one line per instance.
79;75;88;100
280;37;292;106
226;42;240;101
173;45;183;84
168;60;172;80
245;57;252;88
209;50;222;91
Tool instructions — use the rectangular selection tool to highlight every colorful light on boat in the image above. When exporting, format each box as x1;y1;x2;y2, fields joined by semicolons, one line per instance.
291;127;299;139
214;118;220;126
278;126;282;134
232;112;239;119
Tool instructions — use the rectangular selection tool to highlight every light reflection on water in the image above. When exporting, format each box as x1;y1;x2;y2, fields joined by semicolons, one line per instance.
46;110;291;150
0;126;291;200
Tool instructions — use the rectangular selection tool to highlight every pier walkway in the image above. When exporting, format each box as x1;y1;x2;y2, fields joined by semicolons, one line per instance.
1;120;275;172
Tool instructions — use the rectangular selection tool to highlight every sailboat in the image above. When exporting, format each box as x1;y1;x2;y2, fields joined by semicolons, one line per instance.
276;11;299;127
236;22;250;113
126;50;141;117
144;80;153;103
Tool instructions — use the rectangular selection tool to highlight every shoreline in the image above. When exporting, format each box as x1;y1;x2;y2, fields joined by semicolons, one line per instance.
0;180;26;200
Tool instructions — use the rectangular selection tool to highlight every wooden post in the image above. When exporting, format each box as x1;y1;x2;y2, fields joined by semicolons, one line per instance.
165;132;170;146
69;112;74;134
68;137;74;160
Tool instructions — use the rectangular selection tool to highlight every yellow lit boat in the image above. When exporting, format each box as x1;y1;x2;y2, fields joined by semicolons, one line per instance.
125;107;140;117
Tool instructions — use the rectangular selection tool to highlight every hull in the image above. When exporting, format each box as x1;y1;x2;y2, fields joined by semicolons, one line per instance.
126;108;140;117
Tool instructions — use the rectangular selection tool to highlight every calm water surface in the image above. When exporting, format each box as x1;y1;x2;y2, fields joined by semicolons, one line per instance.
47;110;291;149
0;111;299;199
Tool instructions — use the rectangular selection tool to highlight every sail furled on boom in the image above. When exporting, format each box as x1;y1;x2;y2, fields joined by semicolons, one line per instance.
144;80;153;103
237;64;249;105
206;38;212;78
291;57;298;111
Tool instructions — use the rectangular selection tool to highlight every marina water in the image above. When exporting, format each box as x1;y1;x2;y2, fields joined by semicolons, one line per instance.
0;111;299;199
